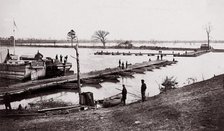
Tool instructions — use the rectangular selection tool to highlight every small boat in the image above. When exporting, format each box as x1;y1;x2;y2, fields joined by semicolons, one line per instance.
132;68;145;74
99;93;122;108
135;52;143;56
112;52;121;55
59;82;79;89
101;74;120;80
94;51;102;55
165;61;173;66
144;66;154;71
82;83;102;88
123;52;132;55
151;65;161;69
81;79;103;84
117;71;134;77
103;52;111;55
172;60;178;64
102;78;120;83
100;74;120;83
42;55;73;78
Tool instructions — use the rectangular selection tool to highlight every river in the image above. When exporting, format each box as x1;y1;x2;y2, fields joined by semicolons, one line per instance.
1;43;224;109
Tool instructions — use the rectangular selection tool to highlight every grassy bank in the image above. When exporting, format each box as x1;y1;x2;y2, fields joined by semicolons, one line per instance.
0;74;224;130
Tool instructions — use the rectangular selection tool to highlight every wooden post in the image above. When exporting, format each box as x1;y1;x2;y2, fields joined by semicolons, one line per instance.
206;25;211;50
207;31;210;49
75;41;81;94
13;25;16;55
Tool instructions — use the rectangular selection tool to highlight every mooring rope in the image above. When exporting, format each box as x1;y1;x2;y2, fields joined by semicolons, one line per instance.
115;88;141;98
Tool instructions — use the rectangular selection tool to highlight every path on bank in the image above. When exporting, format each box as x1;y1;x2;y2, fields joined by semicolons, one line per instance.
1;72;224;130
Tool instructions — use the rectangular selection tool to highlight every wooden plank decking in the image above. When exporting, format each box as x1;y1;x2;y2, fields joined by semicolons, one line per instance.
0;60;168;98
94;51;177;56
174;50;209;57
94;50;209;57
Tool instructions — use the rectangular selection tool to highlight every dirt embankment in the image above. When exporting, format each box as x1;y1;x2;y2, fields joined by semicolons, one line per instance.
1;74;224;131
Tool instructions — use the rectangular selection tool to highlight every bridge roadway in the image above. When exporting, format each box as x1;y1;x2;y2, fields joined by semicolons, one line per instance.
94;50;209;57
0;60;168;98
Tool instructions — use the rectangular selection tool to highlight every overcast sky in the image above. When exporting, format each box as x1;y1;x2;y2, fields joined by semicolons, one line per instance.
0;0;224;40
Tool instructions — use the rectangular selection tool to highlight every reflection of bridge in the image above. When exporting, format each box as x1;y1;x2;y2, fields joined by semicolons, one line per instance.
0;60;175;102
94;50;210;57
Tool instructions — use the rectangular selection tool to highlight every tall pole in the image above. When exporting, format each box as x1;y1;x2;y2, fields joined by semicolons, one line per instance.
207;31;210;49
206;25;211;50
13;22;16;55
75;38;81;94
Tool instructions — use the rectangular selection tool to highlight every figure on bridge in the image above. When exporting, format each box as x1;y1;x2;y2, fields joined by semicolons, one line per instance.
119;59;121;67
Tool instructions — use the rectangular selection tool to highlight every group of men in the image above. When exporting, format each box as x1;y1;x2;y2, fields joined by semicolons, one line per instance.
121;79;147;105
55;54;68;63
119;60;129;69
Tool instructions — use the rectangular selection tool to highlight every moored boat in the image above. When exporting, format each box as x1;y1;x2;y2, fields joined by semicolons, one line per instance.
98;93;122;108
81;78;103;84
144;66;154;71
0;50;73;80
132;68;146;74
0;50;46;80
117;71;134;77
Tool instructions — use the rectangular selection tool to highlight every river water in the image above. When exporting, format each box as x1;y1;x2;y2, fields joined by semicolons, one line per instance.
1;42;224;109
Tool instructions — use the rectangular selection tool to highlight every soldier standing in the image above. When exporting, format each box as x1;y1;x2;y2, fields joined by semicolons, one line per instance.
121;85;127;105
141;80;147;102
122;62;124;69
119;59;121;67
3;93;12;110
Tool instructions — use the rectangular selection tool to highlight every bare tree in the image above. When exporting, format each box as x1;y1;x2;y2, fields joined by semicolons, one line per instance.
92;30;109;48
205;24;212;49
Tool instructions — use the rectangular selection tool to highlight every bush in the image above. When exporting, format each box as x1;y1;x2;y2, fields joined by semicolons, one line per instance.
160;76;178;93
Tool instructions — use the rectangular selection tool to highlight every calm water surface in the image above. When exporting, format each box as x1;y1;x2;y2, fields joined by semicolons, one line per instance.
1;44;224;109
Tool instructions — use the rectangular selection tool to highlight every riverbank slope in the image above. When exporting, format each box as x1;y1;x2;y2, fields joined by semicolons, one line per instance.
1;74;224;130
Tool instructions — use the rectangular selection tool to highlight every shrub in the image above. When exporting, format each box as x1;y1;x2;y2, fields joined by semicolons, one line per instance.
160;76;178;93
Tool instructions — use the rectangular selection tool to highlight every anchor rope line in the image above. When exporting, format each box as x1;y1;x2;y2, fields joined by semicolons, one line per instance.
115;88;141;98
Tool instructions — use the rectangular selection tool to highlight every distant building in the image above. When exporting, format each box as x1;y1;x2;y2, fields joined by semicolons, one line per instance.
117;41;133;48
0;36;13;45
200;44;212;50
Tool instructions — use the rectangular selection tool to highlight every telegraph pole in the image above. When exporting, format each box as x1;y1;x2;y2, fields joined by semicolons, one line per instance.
74;39;81;94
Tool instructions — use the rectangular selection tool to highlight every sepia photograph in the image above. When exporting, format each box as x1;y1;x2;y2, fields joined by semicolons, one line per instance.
0;0;224;130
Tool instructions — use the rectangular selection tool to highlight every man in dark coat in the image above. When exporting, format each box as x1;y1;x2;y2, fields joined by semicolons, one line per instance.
119;59;121;67
141;79;147;102
3;93;12;110
65;55;68;61
34;50;43;61
121;62;124;69
121;85;127;105
60;55;63;62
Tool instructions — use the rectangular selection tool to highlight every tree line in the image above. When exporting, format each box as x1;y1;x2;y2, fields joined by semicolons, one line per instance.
1;25;223;47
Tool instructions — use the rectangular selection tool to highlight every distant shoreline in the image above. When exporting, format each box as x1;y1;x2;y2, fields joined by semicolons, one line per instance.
2;42;224;52
1;43;198;51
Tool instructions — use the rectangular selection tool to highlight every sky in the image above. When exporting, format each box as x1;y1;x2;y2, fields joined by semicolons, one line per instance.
0;0;224;40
